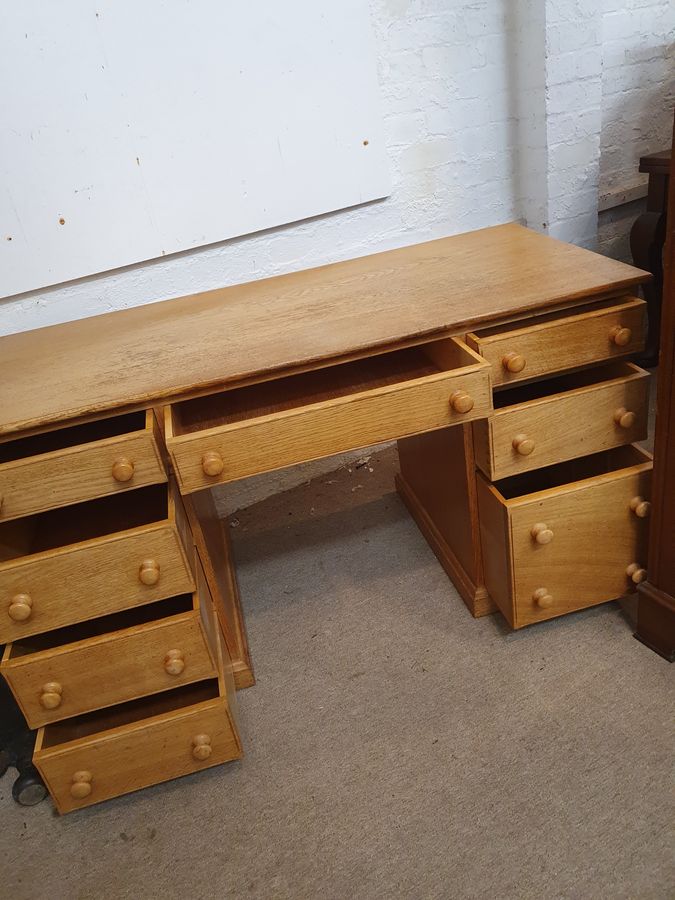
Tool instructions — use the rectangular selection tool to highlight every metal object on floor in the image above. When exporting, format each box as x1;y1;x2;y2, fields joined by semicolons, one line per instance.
0;666;47;807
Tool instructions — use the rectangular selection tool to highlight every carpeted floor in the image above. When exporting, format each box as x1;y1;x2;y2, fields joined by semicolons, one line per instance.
1;447;673;900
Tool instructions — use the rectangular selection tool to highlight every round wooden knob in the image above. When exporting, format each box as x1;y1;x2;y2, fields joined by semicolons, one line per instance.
111;457;135;483
613;407;636;429
8;593;33;622
192;734;212;761
70;770;93;800
138;559;160;586
629;496;651;518
531;523;554;545
532;587;554;609
202;450;224;477
502;351;526;374
449;390;474;414
164;649;185;676
626;563;647;584
40;681;63;710
609;325;632;347
512;434;535;456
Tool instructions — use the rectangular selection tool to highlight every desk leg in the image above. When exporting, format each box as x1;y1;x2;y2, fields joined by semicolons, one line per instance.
397;425;497;617
183;490;255;689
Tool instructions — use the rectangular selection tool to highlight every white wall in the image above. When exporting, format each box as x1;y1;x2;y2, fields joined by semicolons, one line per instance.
597;0;675;261
0;1;525;336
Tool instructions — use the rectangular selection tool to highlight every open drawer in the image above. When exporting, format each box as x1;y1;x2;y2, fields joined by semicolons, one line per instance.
34;637;241;814
466;297;646;388
473;362;650;480
0;410;167;523
0;483;194;644
2;557;218;728
165;337;492;493
477;444;652;628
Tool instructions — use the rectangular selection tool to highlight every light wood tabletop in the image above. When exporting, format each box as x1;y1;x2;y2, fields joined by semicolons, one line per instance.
0;223;649;437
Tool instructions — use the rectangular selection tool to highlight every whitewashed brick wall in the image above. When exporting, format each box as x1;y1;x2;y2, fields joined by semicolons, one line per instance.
598;0;675;260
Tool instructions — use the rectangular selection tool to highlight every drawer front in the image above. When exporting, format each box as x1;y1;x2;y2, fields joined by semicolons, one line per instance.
169;355;492;493
474;365;650;480
0;524;194;643
0;413;167;523
467;298;646;387
508;464;652;627
3;610;216;728
36;696;242;813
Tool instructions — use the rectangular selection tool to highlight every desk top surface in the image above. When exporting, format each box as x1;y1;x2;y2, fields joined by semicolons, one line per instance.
0;223;648;437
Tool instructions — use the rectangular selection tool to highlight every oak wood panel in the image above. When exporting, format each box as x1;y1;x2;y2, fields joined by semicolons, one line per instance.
472;362;650;479
0;484;194;643
397;426;496;617
0;409;166;523
466;297;646;387
2;591;216;728
34;665;241;814
0;224;649;438
168;339;492;493
479;446;652;628
475;475;514;623
182;490;254;689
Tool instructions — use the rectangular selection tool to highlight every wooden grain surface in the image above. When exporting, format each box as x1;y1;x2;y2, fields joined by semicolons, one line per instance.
0;224;649;437
466;297;647;387
472;362;650;480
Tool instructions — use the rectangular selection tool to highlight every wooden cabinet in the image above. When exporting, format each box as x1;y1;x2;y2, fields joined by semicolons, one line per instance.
400;295;652;628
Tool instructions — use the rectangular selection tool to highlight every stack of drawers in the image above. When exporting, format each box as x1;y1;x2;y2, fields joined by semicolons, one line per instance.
399;295;653;628
0;409;242;813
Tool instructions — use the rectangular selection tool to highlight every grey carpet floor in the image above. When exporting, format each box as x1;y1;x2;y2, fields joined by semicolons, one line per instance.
1;448;673;900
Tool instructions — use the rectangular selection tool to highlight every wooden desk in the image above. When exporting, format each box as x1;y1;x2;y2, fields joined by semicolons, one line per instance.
0;223;652;811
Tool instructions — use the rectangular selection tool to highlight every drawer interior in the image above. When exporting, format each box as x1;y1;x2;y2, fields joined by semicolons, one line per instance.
171;338;471;436
0;483;168;563
40;678;220;748
0;411;147;464
492;362;643;409
493;444;650;500
4;593;194;659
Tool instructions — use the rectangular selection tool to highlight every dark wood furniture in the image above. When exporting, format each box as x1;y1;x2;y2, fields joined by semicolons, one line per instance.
630;148;671;365
636;120;675;661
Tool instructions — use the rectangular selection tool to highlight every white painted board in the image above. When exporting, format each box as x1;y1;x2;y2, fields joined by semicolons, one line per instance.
0;1;389;298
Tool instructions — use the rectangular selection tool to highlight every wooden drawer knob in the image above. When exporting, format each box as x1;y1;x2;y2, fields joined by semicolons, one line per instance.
164;649;185;675
139;559;160;586
8;593;33;622
512;434;535;456
111;457;135;483
630;496;651;518
626;563;647;584
609;325;632;347
202;450;224;477
502;351;526;374
613;407;636;429
192;733;212;761
532;587;554;609
70;770;93;800
531;523;554;545
40;681;63;710
449;390;474;414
